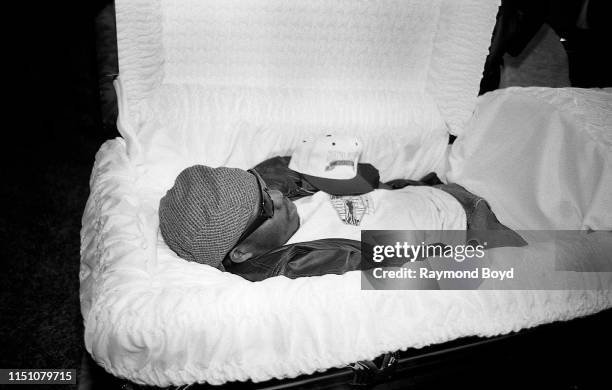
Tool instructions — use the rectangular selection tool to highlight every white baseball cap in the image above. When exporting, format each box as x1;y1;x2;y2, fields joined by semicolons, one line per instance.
288;134;377;195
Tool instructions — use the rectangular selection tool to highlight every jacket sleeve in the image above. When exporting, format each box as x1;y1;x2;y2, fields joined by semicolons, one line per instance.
226;239;363;281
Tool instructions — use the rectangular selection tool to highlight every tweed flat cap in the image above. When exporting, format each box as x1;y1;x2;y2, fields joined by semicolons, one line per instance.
159;165;259;270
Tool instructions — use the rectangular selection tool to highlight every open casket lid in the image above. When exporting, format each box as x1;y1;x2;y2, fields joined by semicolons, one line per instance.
115;0;500;136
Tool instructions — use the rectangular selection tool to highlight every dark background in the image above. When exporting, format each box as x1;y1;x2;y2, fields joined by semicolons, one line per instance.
0;0;610;389
1;0;115;386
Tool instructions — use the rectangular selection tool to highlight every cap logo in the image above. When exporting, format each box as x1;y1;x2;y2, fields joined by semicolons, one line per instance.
325;160;354;171
325;150;356;171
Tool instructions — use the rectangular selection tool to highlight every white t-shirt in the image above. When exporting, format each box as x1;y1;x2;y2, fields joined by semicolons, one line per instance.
286;186;467;244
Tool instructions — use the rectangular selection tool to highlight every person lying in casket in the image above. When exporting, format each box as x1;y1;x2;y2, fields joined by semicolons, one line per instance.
158;135;525;281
